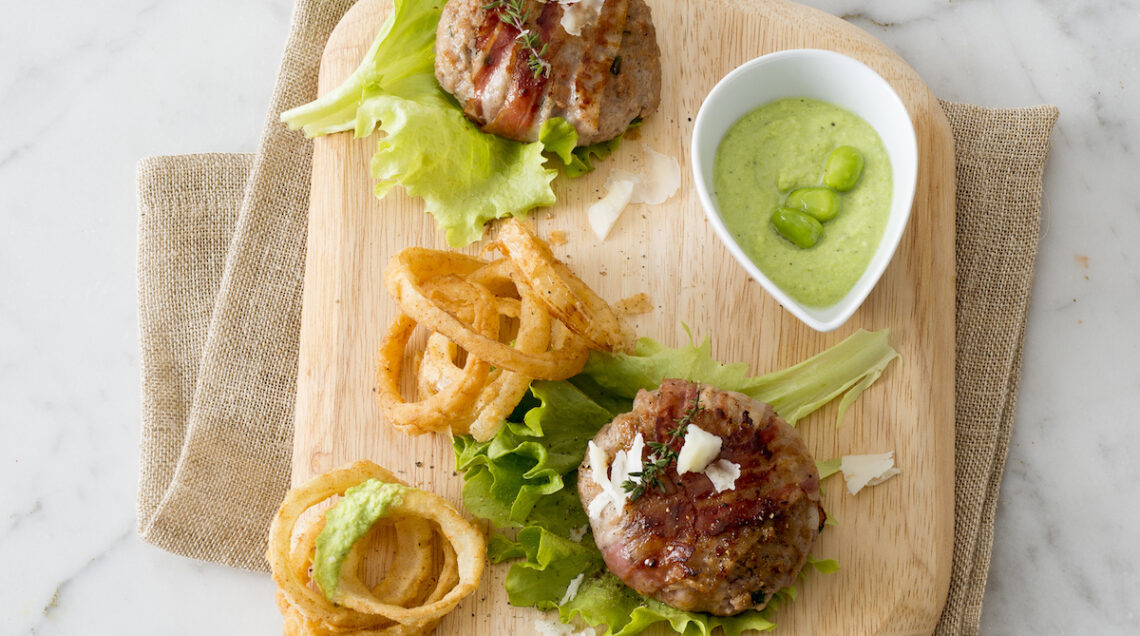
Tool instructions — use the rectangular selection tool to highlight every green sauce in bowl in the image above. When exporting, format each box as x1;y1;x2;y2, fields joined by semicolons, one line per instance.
713;97;892;308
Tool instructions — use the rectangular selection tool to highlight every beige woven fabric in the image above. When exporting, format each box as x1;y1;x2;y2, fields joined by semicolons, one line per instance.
134;0;1058;632
136;0;357;571
934;102;1059;636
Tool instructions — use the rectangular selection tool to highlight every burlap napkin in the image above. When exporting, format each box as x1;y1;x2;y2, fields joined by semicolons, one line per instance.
134;1;1058;633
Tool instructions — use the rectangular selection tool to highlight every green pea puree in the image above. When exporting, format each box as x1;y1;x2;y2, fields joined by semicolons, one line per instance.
713;97;892;308
312;479;406;600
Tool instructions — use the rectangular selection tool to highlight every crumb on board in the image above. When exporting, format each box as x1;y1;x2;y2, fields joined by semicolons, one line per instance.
549;230;568;246
616;292;653;315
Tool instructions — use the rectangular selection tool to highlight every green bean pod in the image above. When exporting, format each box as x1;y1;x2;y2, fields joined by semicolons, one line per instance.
771;207;824;248
823;145;865;192
786;186;842;222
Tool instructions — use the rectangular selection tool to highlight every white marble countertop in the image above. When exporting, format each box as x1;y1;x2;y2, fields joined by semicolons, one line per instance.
3;1;1137;634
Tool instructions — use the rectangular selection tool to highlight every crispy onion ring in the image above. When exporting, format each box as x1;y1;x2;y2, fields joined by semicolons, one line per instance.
279;516;444;636
289;516;434;612
330;488;483;623
347;519;435;608
416;335;465;402
268;461;484;633
378;229;637;439
375;304;493;435
386;248;589;380
417;265;554;444
497;219;634;352
416;260;553;441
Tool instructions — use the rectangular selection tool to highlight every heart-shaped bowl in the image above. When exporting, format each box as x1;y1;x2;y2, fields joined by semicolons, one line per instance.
691;49;918;332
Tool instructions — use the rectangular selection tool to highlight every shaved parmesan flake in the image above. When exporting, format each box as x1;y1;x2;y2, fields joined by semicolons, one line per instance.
632;142;681;205
587;170;638;239
560;573;586;605
587;441;616;508
586;495;607;525
586;144;680;241
569;524;588;542
587;435;646;514
703;459;741;492
625;432;645;480
534;615;592;636
676;425;722;475
558;0;604;36
840;452;901;495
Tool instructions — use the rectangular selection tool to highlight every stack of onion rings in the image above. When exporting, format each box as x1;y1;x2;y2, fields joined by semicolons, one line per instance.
377;219;634;440
268;461;485;635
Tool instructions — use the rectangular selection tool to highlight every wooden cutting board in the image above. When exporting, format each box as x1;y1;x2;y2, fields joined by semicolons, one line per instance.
292;0;956;634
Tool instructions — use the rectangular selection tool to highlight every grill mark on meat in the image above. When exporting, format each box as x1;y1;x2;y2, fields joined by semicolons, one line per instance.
580;380;825;616
565;0;629;136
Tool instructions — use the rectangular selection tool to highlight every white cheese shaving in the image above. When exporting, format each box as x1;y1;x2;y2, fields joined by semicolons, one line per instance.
631;142;682;205
840;452;901;495
586;434;645;515
534;615;592;636
558;0;604;37
586;494;607;525
587;441;618;506
676;425;722;475
608;446;629;498
560;573;586;605
586;144;681;242
703;459;741;493
587;170;638;239
569;524;588;542
625;432;645;480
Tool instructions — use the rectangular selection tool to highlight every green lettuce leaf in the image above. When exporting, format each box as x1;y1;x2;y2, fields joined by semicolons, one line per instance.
280;0;556;246
451;380;613;535
805;556;841;575
496;526;605;610
561;572;776;636
568;136;626;177
279;0;444;136
581;328;900;426
365;95;557;245
538;118;579;167
579;334;767;400
539;117;641;177
490;526;778;635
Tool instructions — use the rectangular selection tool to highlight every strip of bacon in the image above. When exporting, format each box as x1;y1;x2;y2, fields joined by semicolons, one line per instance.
481;1;562;139
471;10;519;120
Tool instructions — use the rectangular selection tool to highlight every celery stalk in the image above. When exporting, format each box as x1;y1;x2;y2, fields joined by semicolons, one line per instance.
749;329;901;426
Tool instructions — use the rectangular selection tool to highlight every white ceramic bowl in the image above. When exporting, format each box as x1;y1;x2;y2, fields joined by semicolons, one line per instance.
691;49;918;332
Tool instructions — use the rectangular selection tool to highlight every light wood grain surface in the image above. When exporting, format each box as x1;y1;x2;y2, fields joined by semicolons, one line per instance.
292;0;956;633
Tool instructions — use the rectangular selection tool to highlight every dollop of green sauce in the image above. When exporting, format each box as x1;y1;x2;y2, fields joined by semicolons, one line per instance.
713;97;892;308
312;479;406;601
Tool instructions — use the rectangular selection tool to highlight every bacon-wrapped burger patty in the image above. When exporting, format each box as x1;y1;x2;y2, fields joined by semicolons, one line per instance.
578;379;825;616
435;0;661;145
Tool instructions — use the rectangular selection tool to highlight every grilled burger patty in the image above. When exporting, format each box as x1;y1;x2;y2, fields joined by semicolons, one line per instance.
578;379;825;616
435;0;661;145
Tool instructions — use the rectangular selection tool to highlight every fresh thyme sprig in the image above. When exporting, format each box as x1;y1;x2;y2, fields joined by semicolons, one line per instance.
483;0;551;79
621;394;703;501
483;0;527;24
